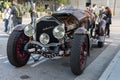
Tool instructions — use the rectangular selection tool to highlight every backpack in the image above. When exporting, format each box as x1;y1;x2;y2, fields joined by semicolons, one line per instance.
14;6;22;18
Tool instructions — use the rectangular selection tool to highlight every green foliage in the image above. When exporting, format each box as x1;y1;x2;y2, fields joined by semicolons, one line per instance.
25;5;31;12
18;4;23;7
3;1;11;8
36;6;45;12
0;0;69;12
56;0;69;4
4;2;11;7
0;1;4;11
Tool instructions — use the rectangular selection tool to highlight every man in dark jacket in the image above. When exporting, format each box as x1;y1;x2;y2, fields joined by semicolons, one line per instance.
11;0;22;26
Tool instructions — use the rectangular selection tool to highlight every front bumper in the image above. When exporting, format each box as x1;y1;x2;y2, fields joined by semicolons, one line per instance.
24;40;61;54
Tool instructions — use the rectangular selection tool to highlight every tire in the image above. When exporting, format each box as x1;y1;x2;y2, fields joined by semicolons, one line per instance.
98;36;105;48
70;34;88;75
98;42;104;48
7;31;30;67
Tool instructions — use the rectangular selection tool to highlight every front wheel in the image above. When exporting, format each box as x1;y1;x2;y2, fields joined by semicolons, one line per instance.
7;31;30;67
70;34;88;75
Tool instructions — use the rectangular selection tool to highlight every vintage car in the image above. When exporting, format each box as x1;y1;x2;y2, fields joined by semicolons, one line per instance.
7;6;105;75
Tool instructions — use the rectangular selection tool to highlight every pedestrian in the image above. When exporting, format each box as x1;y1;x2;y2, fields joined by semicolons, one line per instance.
104;7;112;38
86;3;92;12
91;4;98;18
99;6;105;19
90;4;98;37
29;2;37;24
3;4;11;32
46;5;52;15
10;0;22;26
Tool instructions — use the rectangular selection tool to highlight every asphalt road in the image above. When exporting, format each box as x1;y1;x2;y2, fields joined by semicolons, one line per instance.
0;36;109;80
0;16;119;80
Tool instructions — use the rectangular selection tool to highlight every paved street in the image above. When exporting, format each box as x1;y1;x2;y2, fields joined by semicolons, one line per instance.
0;16;120;80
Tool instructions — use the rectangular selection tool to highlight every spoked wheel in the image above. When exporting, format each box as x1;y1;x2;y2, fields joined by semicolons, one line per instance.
7;31;30;67
70;34;88;75
80;40;87;70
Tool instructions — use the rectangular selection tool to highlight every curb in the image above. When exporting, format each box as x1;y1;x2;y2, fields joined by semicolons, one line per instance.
99;48;120;80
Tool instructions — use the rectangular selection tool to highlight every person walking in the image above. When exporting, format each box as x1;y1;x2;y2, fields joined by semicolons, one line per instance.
104;7;112;38
10;0;22;26
3;4;11;32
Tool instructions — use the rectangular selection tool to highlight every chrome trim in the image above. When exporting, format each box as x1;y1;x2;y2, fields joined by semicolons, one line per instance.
24;40;61;52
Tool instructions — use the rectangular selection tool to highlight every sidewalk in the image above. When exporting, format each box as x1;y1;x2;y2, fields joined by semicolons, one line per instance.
99;49;120;80
0;17;31;35
99;16;120;80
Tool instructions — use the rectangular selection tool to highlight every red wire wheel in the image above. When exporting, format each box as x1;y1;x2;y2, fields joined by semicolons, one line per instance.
16;34;30;62
80;40;87;70
7;31;30;67
70;34;88;75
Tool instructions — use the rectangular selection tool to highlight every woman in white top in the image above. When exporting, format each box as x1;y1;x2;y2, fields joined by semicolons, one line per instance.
4;4;11;32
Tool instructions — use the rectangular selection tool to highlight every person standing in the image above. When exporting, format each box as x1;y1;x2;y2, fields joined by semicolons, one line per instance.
90;4;98;37
104;7;112;38
4;4;11;32
91;4;98;19
99;6;105;19
29;2;37;24
11;0;22;26
86;3;92;12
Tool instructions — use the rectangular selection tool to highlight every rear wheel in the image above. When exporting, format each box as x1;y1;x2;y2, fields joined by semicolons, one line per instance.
7;31;30;67
98;42;104;48
70;34;88;75
98;36;105;48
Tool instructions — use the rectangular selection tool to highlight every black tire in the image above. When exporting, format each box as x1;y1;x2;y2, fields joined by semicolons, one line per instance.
70;34;88;75
7;31;30;67
98;42;104;48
